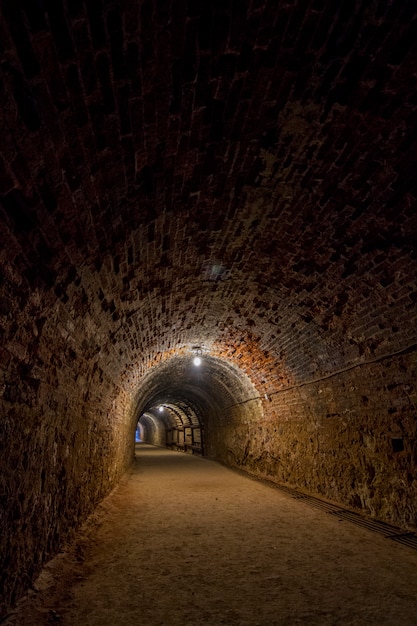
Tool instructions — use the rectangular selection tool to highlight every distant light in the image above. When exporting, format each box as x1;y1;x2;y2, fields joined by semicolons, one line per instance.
193;356;202;366
158;406;164;412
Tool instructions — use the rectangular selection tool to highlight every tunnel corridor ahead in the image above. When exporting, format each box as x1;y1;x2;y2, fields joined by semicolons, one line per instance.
6;444;417;626
134;353;263;457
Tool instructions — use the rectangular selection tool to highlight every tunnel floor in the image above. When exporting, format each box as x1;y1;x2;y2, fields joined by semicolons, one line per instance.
6;444;417;626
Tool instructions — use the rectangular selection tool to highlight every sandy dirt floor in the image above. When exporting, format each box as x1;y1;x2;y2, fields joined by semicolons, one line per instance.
5;444;417;625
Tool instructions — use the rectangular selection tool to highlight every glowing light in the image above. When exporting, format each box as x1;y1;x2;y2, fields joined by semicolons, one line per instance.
193;357;202;366
158;406;164;412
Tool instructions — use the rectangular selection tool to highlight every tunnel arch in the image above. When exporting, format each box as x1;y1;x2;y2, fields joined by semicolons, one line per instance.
133;353;264;459
138;413;163;445
138;401;203;453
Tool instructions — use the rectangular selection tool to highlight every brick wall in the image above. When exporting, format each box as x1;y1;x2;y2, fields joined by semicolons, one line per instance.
1;0;417;617
209;350;417;529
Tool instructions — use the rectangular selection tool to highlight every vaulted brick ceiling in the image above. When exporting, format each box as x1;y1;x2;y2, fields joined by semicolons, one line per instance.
1;1;416;424
2;2;417;614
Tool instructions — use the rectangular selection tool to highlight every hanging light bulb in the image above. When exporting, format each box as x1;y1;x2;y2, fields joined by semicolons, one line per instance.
191;345;203;366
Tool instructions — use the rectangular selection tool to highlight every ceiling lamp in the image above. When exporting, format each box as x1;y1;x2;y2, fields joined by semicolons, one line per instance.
191;345;204;366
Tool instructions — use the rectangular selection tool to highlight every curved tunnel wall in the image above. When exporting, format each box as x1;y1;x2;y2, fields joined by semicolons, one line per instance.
1;0;417;618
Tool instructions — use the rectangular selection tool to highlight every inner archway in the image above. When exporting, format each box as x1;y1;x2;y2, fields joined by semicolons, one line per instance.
133;353;264;460
139;400;203;454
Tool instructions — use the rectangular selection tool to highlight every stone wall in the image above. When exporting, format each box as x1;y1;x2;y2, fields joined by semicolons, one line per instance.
208;349;417;530
0;286;134;615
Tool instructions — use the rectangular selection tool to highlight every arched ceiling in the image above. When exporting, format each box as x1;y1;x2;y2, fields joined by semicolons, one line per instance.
0;0;416;424
1;8;417;610
134;354;261;424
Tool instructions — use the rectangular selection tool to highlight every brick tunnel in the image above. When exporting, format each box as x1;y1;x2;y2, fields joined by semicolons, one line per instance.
1;0;417;619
